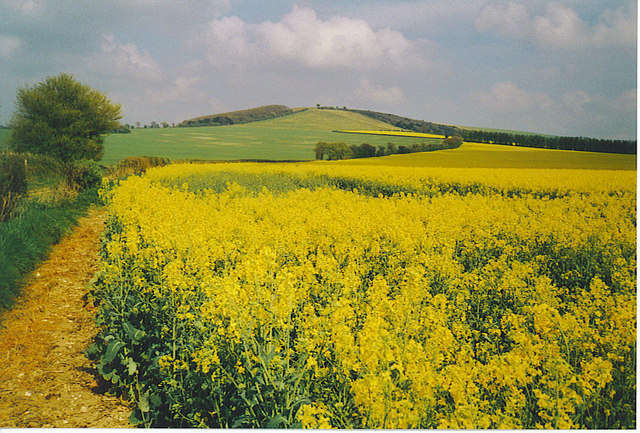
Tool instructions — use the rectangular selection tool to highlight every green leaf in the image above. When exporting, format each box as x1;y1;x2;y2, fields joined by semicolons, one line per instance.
129;409;143;426
126;357;138;375
103;340;125;363
266;415;287;428
149;393;162;408
123;321;146;341
139;391;150;413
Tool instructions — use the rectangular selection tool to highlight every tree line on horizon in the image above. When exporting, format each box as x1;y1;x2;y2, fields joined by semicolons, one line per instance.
342;108;637;155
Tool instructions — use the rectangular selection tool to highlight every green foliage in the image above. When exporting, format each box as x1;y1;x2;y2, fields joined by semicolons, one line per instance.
313;142;352;160
0;153;28;222
109;156;171;178
315;135;464;161
65;159;104;190
443;135;463;148
351;108;636;154
182;105;296;127
0;187;100;312
9;73;122;162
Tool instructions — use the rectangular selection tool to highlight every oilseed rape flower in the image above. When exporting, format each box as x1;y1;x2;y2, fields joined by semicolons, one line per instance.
91;162;636;428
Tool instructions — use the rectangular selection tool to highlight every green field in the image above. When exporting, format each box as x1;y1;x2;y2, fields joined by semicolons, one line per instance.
337;141;636;170
3;108;636;171
101;109;441;165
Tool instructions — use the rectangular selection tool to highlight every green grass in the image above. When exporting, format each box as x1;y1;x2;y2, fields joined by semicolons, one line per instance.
335;141;636;170
102;109;441;165
0;129;9;151
0;188;100;312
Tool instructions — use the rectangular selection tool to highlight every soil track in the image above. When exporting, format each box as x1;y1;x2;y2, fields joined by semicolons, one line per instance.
0;207;131;427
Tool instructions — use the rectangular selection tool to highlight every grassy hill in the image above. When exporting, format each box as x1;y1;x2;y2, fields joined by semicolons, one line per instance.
3;106;636;171
102;108;440;165
181;105;299;127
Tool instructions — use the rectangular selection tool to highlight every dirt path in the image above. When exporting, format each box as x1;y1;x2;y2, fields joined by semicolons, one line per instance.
0;207;131;428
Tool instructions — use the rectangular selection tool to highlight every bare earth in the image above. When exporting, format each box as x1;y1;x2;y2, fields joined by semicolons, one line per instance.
0;207;131;427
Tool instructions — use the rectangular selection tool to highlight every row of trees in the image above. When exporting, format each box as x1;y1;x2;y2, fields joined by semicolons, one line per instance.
314;136;463;160
458;129;637;154
350;109;637;154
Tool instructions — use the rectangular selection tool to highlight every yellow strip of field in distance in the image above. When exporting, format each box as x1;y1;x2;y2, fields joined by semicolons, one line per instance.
333;129;446;139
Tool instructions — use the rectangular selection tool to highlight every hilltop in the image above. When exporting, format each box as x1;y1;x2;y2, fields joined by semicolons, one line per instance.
180;105;299;127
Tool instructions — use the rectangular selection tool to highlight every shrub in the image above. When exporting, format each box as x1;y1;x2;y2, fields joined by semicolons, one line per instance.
64;159;104;191
109;156;171;179
0;153;28;222
442;135;463;148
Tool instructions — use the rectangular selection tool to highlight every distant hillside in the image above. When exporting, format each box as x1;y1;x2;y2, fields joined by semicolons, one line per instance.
180;105;299;127
345;108;459;137
343;107;636;154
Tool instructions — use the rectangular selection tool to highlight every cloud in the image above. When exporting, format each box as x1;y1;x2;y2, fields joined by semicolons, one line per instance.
0;34;23;58
561;90;592;111
475;1;637;49
354;79;407;106
200;5;427;70
474;82;554;113
203;15;251;63
0;0;41;14
532;3;587;48
475;2;531;39
591;6;636;47
613;88;637;113
90;34;163;82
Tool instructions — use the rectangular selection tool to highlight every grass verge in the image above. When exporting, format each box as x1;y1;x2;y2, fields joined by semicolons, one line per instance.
0;187;101;312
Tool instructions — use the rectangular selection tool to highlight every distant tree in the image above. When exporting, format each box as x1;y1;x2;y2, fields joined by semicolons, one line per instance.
316;104;320;109
9;73;121;163
136;121;141;128
326;142;351;160
314;142;327;160
442;135;463;148
162;121;169;128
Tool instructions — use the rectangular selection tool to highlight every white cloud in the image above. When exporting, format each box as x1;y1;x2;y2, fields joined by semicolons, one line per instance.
592;6;636;47
354;79;407;106
533;3;586;48
257;6;416;69
561;90;592;111
475;1;637;49
474;82;554;113
0;0;41;14
92;34;163;82
339;0;487;36
0;34;22;58
613;88;636;113
203;15;251;62
200;6;427;70
475;2;531;39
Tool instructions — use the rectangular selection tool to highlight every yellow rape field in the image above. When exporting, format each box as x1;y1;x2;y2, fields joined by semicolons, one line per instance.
91;162;636;428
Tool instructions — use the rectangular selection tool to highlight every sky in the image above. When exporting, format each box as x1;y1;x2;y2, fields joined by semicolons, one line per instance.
0;0;636;138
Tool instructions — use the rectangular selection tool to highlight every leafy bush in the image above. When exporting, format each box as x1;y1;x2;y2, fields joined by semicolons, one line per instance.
65;159;103;191
110;156;171;178
0;153;28;222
